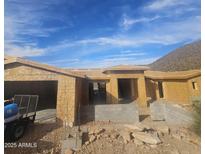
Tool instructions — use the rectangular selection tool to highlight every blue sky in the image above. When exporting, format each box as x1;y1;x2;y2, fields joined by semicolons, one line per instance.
5;0;201;68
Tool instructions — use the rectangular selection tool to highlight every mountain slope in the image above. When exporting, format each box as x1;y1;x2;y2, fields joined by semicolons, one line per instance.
149;41;201;72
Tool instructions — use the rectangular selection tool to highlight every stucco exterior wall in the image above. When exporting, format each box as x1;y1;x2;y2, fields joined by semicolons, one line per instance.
145;76;201;105
5;63;77;124
163;80;190;104
106;81;112;104
187;76;201;99
4;61;201;124
107;73;147;106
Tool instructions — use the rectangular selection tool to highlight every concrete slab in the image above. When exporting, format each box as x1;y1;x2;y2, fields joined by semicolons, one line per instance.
35;109;56;122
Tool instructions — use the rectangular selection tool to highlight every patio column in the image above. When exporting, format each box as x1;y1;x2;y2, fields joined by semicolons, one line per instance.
137;76;147;107
110;78;119;104
106;81;111;104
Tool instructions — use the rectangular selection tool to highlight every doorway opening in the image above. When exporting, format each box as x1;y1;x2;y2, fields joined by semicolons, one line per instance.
89;81;106;105
158;81;164;98
118;78;137;103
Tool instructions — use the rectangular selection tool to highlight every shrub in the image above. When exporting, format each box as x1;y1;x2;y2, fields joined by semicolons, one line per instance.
192;99;201;136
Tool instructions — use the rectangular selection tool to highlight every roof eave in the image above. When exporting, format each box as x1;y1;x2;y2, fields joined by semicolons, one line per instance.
4;58;85;78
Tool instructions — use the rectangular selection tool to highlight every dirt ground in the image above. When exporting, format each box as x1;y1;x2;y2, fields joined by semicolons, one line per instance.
4;114;200;154
77;122;200;154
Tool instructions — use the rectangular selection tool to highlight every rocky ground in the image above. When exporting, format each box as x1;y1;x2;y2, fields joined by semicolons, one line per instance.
75;121;200;154
5;115;200;154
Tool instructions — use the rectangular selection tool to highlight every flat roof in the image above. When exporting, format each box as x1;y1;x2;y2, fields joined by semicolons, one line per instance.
103;65;150;72
68;69;110;80
145;70;201;80
4;56;201;80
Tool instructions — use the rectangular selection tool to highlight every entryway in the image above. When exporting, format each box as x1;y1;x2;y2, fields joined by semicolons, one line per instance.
118;78;138;103
89;81;106;105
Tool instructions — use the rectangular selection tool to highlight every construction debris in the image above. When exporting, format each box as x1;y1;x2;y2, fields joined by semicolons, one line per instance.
64;148;74;154
89;135;96;142
132;131;162;145
155;125;170;135
124;124;145;132
120;131;132;144
133;138;144;146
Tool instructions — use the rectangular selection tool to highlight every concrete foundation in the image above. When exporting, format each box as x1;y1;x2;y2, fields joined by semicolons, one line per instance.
80;102;139;124
150;101;194;126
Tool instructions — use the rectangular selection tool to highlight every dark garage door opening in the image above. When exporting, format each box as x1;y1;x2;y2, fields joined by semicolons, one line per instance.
4;81;58;111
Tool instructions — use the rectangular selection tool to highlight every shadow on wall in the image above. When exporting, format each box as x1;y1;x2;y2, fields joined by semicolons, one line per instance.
146;79;158;106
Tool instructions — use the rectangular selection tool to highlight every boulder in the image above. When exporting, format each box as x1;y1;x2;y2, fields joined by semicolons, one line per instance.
171;132;182;140
155;125;170;134
133;138;144;146
68;122;73;128
110;133;119;139
104;134;110;138
132;132;162;145
64;148;74;154
85;141;90;145
89;135;96;142
124;124;145;132
120;131;132;144
149;144;158;148
96;134;101;139
124;123;152;132
169;149;180;154
94;128;105;135
89;128;105;135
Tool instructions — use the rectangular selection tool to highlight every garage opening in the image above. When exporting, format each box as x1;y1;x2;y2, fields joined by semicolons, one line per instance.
118;79;138;103
4;81;58;121
88;81;106;105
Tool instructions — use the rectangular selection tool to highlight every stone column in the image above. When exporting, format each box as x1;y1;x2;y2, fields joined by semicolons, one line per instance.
137;76;147;107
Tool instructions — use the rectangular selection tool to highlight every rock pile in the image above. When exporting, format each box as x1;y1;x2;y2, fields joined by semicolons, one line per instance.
63;124;200;154
84;124;164;147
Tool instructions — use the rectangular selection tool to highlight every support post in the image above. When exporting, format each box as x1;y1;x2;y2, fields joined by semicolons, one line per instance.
110;78;119;104
137;77;147;107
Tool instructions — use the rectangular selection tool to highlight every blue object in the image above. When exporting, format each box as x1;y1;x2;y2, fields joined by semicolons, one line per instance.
4;103;18;119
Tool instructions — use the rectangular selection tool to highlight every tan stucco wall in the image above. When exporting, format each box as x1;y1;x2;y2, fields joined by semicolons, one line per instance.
145;75;201;104
107;73;147;106
106;81;112;104
163;80;190;104
187;76;201;99
5;63;77;124
5;62;201;124
109;78;119;104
